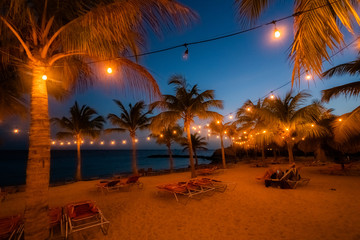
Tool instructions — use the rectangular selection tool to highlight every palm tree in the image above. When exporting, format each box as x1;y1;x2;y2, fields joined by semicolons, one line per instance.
150;124;183;172
236;99;273;161
107;100;151;175
207;120;229;168
151;75;223;177
225;122;240;162
255;90;326;162
181;132;208;167
235;0;360;84
322;57;360;144
0;1;196;238
51;101;105;181
0;65;27;121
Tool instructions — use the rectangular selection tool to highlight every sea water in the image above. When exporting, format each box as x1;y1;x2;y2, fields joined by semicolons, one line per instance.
0;149;213;186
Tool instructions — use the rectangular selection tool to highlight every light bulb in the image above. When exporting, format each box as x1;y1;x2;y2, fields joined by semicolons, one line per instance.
270;94;275;99
183;48;189;60
42;75;47;80
274;28;280;38
107;67;112;74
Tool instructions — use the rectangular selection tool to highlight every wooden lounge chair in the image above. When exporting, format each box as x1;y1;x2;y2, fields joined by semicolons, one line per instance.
156;181;203;203
195;166;220;176
64;200;109;239
0;215;23;240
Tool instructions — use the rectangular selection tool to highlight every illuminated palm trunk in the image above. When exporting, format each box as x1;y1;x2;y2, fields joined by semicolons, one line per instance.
75;135;82;181
166;143;174;172
185;121;196;178
25;68;50;240
220;133;226;168
131;134;138;175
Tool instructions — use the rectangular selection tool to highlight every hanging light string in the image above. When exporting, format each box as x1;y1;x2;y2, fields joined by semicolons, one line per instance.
43;0;342;67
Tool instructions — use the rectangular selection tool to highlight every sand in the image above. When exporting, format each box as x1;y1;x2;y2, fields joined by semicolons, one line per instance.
1;163;360;240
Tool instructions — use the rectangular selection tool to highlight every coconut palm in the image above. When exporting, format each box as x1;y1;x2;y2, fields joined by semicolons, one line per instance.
322;58;360;144
51;101;105;181
235;0;360;83
151;75;223;177
107;100;151;175
181;132;208;167
0;1;196;238
236;99;274;161
150;124;183;172
224;122;240;162
207;120;229;168
255;90;327;162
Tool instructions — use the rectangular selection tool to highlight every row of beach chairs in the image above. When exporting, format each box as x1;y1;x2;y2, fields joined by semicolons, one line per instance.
157;178;235;204
0;200;109;240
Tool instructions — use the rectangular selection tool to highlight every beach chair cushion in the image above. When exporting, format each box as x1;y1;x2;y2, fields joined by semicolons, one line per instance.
0;215;21;237
67;202;99;220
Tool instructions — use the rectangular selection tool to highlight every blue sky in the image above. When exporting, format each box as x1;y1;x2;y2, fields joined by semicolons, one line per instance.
1;0;359;150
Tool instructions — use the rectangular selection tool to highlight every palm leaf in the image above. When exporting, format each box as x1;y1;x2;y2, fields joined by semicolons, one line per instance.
321;81;360;102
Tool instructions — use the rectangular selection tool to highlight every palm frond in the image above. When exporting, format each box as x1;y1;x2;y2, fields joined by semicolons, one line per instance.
322;58;360;78
321;81;360;102
332;106;360;143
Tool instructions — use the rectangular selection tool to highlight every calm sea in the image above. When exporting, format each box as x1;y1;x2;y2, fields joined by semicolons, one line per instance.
0;150;213;187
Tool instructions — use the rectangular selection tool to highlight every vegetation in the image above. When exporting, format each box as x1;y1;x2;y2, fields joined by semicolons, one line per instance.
207;120;228;168
150;124;183;172
181;132;208;167
235;0;360;84
107;100;152;175
51;101;105;181
0;0;196;238
151;75;223;177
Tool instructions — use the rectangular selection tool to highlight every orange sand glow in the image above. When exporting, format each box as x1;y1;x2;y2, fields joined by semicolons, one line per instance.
1;163;360;240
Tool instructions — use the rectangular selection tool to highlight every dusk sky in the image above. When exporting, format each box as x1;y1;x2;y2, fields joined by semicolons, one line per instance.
1;0;359;150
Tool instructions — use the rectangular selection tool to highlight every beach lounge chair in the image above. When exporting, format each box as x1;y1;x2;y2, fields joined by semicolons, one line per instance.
64;200;109;239
118;175;143;189
49;207;64;237
191;178;229;192
264;167;310;189
0;215;23;240
156;181;203;203
195;166;220;176
96;180;121;193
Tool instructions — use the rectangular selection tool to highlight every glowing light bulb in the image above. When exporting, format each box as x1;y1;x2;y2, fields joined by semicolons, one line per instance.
247;107;251;112
100;141;104;145
311;124;314;127
51;141;56;145
13;129;19;134
216;136;219;139
122;140;127;144
160;134;163;138
173;130;177;134
135;139;138;143
111;141;115;145
270;94;275;99
60;142;64;145
147;137;150;141
42;74;47;80
229;115;233;119
263;130;266;133
305;72;311;80
107;67;112;74
90;141;94;145
67;142;71;145
216;121;220;124
274;28;280;38
338;118;342;122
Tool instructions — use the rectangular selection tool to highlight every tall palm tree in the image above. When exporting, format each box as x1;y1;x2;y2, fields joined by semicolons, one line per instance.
322;57;360;144
0;1;196;238
207;120;228;168
256;90;326;162
235;0;360;84
151;75;223;177
51;101;105;181
107;100;151;175
181;132;208;167
150;124;183;172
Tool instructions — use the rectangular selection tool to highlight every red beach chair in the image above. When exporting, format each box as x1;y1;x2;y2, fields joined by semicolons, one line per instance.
64;200;109;239
118;175;143;189
156;181;203;203
96;180;121;193
0;215;23;240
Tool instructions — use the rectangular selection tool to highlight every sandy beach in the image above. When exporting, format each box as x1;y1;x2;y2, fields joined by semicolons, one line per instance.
1;162;360;240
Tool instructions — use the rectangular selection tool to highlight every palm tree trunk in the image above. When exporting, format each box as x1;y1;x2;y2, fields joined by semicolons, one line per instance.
75;135;82;181
131;134;138;175
194;150;198;166
167;143;174;172
185;122;196;178
315;143;326;162
220;134;226;169
287;142;295;163
25;69;50;240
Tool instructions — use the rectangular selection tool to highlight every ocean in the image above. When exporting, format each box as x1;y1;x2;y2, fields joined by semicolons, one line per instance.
0;149;213;187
